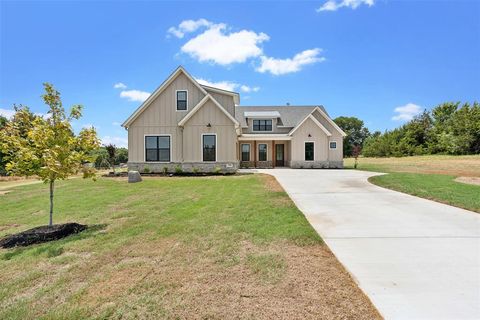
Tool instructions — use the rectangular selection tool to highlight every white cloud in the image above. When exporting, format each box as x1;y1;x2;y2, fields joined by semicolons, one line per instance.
114;82;127;89
82;123;99;129
168;18;212;38
120;90;151;102
112;121;121;126
256;48;325;75
101;136;128;148
317;0;375;11
181;23;269;65
0;108;15;119
195;78;239;92
240;85;260;93
392;103;422;121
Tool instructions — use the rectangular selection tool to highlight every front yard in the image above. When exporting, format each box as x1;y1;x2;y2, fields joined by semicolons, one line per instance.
0;174;380;319
345;155;480;212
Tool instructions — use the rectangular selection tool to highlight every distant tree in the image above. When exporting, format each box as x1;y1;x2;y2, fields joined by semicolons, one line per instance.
0;115;7;129
0;115;8;175
105;144;116;174
333;116;370;156
0;84;100;226
115;147;128;164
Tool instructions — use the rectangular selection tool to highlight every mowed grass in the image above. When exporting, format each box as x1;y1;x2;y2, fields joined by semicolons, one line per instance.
0;175;379;319
345;155;480;212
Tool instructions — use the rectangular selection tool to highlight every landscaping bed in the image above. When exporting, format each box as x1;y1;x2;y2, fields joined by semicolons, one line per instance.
0;223;87;248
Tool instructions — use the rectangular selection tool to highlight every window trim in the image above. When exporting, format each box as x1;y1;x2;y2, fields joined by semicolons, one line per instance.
304;141;315;162
258;143;268;162
201;133;217;162
144;134;172;163
329;141;337;150
252;119;273;132
175;90;188;112
241;143;251;162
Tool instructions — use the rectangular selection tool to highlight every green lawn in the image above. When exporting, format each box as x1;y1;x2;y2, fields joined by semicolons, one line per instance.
0;175;379;319
345;155;480;213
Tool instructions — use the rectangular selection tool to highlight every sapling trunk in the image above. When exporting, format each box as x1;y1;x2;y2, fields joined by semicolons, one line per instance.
49;180;54;227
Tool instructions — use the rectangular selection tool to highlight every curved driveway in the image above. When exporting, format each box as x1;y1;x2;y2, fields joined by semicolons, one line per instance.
247;169;480;320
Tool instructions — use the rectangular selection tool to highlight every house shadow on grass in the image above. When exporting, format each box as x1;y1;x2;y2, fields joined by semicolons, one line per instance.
1;223;108;261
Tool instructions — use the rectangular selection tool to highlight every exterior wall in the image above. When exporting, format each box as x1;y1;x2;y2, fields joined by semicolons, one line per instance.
182;100;238;162
206;90;236;117
290;117;343;168
311;110;344;163
128;72;206;163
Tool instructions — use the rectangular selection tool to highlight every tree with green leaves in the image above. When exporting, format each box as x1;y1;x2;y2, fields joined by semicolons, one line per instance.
333;116;370;156
105;144;116;174
0;83;100;226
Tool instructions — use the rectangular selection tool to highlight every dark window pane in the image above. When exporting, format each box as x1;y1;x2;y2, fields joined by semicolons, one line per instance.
253;119;272;131
259;144;267;161
203;135;216;161
145;136;158;149
158;136;170;149
146;149;158;161
329;142;337;149
241;144;250;161
177;91;187;100
305;142;314;161
159;149;170;162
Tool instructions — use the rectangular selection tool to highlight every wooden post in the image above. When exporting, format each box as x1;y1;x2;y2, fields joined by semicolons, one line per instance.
272;140;275;168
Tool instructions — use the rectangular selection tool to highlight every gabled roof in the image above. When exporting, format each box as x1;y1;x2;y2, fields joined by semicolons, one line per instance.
178;94;240;127
288;114;332;136
122;66;208;128
201;85;240;105
235;106;324;128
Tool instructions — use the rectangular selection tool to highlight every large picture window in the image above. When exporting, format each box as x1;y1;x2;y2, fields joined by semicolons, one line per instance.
305;142;314;161
145;136;170;162
203;134;216;162
253;119;272;131
176;90;187;111
258;144;267;161
241;144;250;161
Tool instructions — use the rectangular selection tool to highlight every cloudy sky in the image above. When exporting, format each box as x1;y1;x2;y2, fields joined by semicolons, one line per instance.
1;0;479;147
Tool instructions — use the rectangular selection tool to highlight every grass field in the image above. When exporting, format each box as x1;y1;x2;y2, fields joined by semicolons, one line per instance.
345;155;480;212
0;175;379;319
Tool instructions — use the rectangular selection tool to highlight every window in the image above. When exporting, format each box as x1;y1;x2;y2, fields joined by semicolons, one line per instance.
176;90;187;111
203;134;216;162
145;136;170;162
241;144;250;161
305;142;314;161
253;119;272;131
258;144;267;161
329;141;337;149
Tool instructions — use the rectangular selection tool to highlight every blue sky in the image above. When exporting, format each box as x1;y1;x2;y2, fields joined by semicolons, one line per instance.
1;0;479;147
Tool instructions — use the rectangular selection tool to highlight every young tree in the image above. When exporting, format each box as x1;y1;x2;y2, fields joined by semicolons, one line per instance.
0;83;100;226
333;116;370;156
104;144;116;174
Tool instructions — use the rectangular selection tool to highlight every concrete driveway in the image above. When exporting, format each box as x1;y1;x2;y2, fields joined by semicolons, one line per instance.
246;169;480;320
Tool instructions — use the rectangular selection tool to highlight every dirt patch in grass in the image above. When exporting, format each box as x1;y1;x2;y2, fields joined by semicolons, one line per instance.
260;174;285;192
455;176;480;186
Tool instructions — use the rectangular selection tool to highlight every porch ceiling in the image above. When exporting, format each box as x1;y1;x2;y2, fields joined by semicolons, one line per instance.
238;134;292;141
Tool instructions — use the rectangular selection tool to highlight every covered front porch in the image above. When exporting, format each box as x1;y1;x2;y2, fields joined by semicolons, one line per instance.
238;135;291;168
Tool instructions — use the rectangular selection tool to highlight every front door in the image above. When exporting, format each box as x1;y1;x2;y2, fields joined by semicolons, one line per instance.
275;144;284;167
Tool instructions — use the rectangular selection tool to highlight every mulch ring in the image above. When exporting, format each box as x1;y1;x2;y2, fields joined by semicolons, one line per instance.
0;223;87;249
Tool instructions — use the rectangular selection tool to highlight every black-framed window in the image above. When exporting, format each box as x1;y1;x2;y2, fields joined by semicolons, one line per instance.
241;144;250;161
253;119;272;131
145;136;170;162
258;144;267;161
176;90;187;111
203;135;216;162
305;142;314;161
329;141;337;149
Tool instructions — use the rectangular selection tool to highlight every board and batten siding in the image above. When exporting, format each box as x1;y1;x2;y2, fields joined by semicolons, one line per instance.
290;117;329;162
311;110;343;162
127;73;207;162
182;100;237;162
205;90;236;117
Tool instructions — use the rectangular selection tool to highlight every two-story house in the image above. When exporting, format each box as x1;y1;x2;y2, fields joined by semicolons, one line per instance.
122;66;345;173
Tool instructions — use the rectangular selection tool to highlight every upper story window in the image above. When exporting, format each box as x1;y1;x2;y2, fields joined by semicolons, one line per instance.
329;141;337;149
176;90;187;111
253;119;272;131
145;136;171;162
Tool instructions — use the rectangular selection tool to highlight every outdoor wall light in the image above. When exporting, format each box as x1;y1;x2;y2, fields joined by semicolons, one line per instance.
308;134;312;137
206;123;212;128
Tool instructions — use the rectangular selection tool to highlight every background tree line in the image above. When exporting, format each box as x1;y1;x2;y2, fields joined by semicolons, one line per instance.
335;101;479;157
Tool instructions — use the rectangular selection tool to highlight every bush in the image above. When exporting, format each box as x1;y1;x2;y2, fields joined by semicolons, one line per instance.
162;166;168;174
192;167;200;174
213;166;222;175
143;166;151;174
174;165;183;175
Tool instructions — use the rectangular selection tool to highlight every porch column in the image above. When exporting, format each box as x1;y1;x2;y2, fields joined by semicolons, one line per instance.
254;140;257;168
272;140;275;168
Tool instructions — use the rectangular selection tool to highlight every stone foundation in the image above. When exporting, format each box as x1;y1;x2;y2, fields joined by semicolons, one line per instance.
290;160;344;169
128;162;239;174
